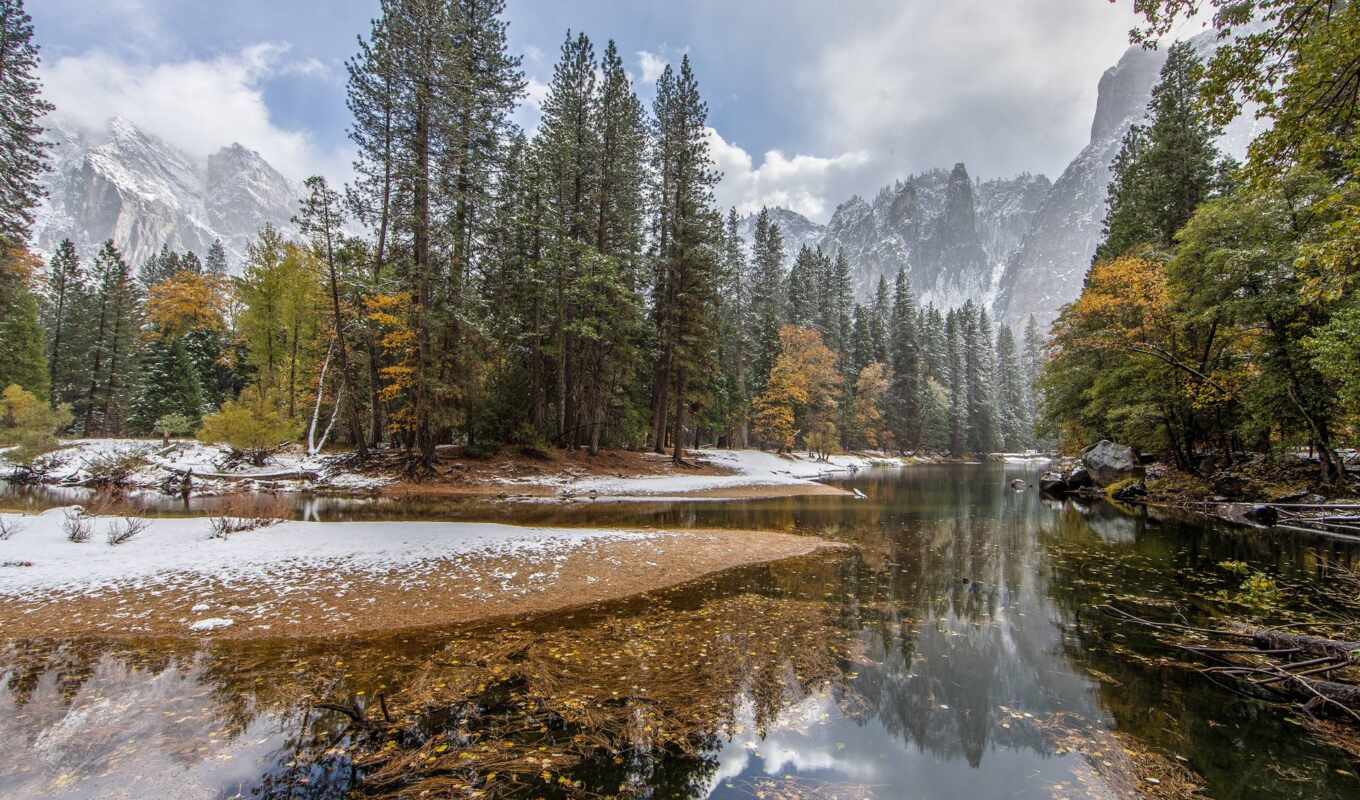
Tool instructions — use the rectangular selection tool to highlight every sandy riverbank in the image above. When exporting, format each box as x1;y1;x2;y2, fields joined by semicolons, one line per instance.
0;508;844;639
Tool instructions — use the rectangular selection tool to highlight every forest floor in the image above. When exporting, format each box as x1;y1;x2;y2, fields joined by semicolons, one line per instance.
0;508;845;639
1;439;917;501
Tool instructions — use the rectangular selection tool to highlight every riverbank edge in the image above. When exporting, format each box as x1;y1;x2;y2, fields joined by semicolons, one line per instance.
0;522;853;641
0;440;954;503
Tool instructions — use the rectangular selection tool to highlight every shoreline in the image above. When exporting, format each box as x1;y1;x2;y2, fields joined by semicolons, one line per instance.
2;440;938;504
0;509;847;640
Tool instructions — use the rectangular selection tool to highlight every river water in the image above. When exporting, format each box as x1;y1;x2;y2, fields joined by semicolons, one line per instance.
1;463;1357;799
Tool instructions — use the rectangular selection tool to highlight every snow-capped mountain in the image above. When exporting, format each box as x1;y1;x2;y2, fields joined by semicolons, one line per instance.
734;30;1261;332
33;117;298;273
738;166;1050;313
735;206;826;261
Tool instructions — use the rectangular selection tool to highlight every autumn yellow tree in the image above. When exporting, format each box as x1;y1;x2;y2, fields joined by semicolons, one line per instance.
752;326;841;456
851;362;892;450
235;231;324;421
1041;252;1237;465
145;271;228;339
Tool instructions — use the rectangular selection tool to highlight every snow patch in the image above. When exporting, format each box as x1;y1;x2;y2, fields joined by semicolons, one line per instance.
188;617;234;632
0;508;659;600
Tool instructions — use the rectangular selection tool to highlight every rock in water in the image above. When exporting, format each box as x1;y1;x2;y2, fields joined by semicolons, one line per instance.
1066;465;1094;489
1039;472;1070;496
1081;440;1144;487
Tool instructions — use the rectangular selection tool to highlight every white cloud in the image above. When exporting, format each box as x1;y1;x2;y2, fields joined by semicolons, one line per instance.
637;50;667;84
39;42;351;183
280;56;332;80
793;1;1141;180
524;77;550;110
707;127;873;222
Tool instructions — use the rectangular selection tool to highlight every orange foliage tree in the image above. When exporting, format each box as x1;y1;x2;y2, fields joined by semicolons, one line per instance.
752;326;841;455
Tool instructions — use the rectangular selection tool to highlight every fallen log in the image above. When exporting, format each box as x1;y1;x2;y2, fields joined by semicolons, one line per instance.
150;462;320;482
1247;629;1360;660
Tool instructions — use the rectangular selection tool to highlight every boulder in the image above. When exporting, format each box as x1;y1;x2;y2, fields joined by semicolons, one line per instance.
1039;472;1070;496
1066;465;1094;490
1081;440;1144;487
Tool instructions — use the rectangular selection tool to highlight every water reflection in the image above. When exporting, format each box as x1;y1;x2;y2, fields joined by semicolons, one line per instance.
2;464;1357;799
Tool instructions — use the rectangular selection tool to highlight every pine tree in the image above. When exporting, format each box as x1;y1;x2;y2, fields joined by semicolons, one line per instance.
785;246;816;328
0;0;54;249
647;56;720;460
140;244;183;288
714;208;751;446
205;239;229;275
887;270;920;451
825;251;853;364
41;240;88;406
80;241;140;434
749;209;784;398
945;311;967;457
1094;41;1229;264
128;335;204;433
1021;314;1043;444
849;304;873;376
0;247;46;398
994;325;1027;451
961;302;998;454
870;275;890;365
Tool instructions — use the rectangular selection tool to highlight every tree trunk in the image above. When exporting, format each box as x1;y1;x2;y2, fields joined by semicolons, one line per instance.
671;369;687;464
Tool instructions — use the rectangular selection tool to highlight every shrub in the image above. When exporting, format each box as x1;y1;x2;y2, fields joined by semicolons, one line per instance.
107;516;148;546
0;384;73;463
84;449;150;487
207;494;288;539
0;517;22;540
197;388;299;466
62;507;93;543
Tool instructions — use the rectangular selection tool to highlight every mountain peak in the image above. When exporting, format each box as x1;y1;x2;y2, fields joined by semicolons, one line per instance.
34;117;299;274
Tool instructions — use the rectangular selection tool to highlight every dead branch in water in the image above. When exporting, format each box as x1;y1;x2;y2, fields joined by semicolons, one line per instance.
1098;603;1360;722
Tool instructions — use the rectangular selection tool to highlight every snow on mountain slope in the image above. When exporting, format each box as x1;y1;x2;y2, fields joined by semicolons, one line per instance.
738;166;1050;314
33;117;298;274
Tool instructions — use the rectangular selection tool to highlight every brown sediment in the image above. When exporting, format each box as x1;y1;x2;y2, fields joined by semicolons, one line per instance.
0;529;847;641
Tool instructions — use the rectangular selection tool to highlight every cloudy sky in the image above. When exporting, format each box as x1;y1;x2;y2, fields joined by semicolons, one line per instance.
29;0;1209;223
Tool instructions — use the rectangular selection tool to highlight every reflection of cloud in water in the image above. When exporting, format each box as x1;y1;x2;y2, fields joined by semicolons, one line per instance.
705;693;879;795
0;653;290;799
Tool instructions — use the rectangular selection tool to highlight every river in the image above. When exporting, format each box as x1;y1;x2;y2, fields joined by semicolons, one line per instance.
1;462;1357;799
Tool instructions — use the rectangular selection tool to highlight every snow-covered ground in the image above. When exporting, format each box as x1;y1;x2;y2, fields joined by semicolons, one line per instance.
2;440;914;500
0;438;391;494
497;449;912;497
0;507;659;602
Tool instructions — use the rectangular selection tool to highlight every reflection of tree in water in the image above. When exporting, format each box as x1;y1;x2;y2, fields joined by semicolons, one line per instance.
5;464;1356;799
0;554;864;799
833;473;1103;770
1039;503;1360;800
